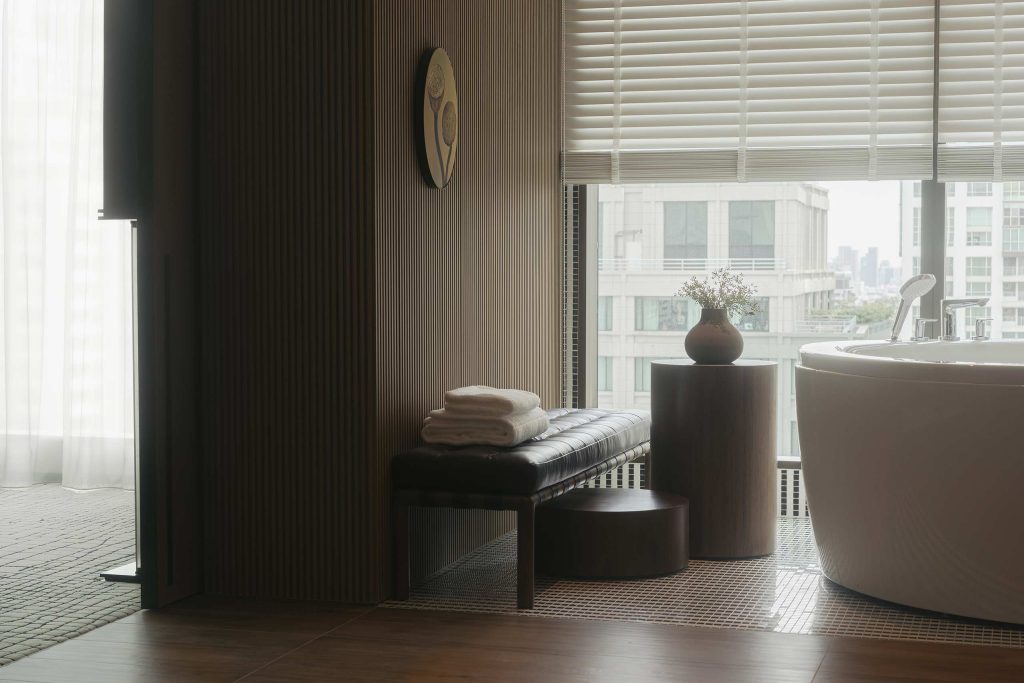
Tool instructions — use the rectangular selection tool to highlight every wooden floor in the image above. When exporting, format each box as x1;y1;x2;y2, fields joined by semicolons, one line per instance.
0;597;1022;682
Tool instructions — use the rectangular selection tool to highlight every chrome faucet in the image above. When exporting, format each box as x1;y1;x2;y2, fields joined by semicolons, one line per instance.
939;297;989;341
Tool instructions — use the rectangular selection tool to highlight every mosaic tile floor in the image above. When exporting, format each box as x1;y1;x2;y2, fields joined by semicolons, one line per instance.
385;517;1024;648
0;485;140;666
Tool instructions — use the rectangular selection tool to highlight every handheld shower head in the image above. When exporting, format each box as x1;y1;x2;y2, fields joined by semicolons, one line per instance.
890;273;936;341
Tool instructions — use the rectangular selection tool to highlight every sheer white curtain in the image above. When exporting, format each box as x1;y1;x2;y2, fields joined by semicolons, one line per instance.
1;0;135;490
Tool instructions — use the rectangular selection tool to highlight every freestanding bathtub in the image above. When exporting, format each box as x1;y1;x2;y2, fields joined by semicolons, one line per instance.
796;339;1024;625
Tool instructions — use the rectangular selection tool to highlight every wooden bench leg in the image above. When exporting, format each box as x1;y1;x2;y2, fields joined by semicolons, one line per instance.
517;503;535;609
393;498;410;601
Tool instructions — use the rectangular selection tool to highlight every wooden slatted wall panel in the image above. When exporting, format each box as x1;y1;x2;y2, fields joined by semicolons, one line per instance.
373;0;563;587
198;1;378;602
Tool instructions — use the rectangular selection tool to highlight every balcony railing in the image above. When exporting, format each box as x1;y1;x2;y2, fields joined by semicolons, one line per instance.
793;315;859;334
599;257;786;272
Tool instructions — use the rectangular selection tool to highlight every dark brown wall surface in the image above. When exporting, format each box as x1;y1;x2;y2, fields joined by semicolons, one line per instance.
373;0;563;585
198;1;378;601
197;0;561;602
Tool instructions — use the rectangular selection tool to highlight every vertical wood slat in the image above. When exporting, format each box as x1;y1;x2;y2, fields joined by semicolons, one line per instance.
198;0;561;602
198;0;377;602
373;0;562;587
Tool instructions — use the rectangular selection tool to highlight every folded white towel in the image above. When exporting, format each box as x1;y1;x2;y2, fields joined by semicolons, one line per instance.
442;385;541;417
421;407;550;447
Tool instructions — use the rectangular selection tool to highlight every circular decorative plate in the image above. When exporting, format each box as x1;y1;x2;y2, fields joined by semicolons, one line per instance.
421;48;458;188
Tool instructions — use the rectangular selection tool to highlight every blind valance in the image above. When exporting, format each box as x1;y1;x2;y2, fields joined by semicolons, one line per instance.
564;0;936;184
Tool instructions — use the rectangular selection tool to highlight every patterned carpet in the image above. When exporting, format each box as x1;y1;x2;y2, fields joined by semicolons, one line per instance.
385;517;1024;648
0;485;139;665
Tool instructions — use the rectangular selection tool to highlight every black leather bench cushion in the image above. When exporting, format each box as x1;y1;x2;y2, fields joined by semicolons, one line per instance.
392;408;651;496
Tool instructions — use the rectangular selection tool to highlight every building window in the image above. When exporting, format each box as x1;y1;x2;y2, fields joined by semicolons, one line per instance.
729;201;775;259
912;181;921;198
966;256;991;277
663;202;708;261
966;207;992;246
946;207;955;247
967;207;992;228
598;357;613;391
966;281;991;297
912;256;920;275
1005;227;1024;252
1006;257;1023;276
734;297;770;332
1005;206;1024;228
1005;182;1024;200
913;207;920;247
633;357;662;392
598;296;613;331
967;182;993;197
635;297;689;331
1004;282;1017;298
947;182;957;197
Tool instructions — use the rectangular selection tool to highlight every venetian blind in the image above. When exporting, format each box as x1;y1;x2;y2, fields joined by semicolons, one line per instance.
563;0;936;183
938;0;1024;180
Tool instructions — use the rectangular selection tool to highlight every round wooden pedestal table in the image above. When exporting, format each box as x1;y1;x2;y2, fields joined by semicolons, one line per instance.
536;488;689;578
650;359;777;559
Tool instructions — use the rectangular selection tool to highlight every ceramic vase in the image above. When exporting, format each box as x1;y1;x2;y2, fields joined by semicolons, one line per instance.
684;308;743;364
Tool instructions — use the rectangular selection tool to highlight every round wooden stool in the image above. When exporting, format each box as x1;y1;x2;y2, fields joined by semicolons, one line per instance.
536;488;689;579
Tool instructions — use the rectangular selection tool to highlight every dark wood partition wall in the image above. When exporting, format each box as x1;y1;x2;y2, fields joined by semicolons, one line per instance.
373;0;562;585
197;1;379;601
194;0;561;602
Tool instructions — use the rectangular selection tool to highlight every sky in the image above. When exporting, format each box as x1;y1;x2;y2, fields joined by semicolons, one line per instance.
818;181;902;264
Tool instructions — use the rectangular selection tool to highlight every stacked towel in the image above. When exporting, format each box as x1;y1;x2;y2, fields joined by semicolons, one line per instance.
421;386;549;447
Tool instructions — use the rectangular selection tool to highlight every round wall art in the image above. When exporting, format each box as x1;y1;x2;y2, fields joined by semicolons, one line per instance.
420;48;458;188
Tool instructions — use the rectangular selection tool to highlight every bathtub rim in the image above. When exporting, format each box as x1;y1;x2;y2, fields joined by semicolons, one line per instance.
798;339;1024;386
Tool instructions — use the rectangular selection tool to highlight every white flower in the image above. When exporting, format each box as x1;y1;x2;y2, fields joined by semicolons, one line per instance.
675;268;760;316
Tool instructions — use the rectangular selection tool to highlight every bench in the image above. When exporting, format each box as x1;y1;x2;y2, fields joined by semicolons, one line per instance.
391;408;651;609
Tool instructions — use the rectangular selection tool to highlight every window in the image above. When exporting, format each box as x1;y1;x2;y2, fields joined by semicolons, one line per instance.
913;256;920;275
947;183;957;198
597;297;613;331
967;282;991;297
1004;308;1018;324
913;208;921;247
946;207;955;247
966;207;993;246
966;257;991;277
1005;182;1024;201
633;357;663;393
967;182;993;197
663;202;708;261
1005;207;1024;228
1004;282;1017;299
1006;257;1024;276
598;357;613;392
635;297;689;332
967;207;992;228
1006;228;1024;252
729;201;775;260
913;181;921;198
734;297;770;332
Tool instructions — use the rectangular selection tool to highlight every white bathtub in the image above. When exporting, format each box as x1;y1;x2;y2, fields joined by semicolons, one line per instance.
796;339;1024;625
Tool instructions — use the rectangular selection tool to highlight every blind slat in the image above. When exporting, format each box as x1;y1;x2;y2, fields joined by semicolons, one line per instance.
939;0;1024;181
564;0;937;183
